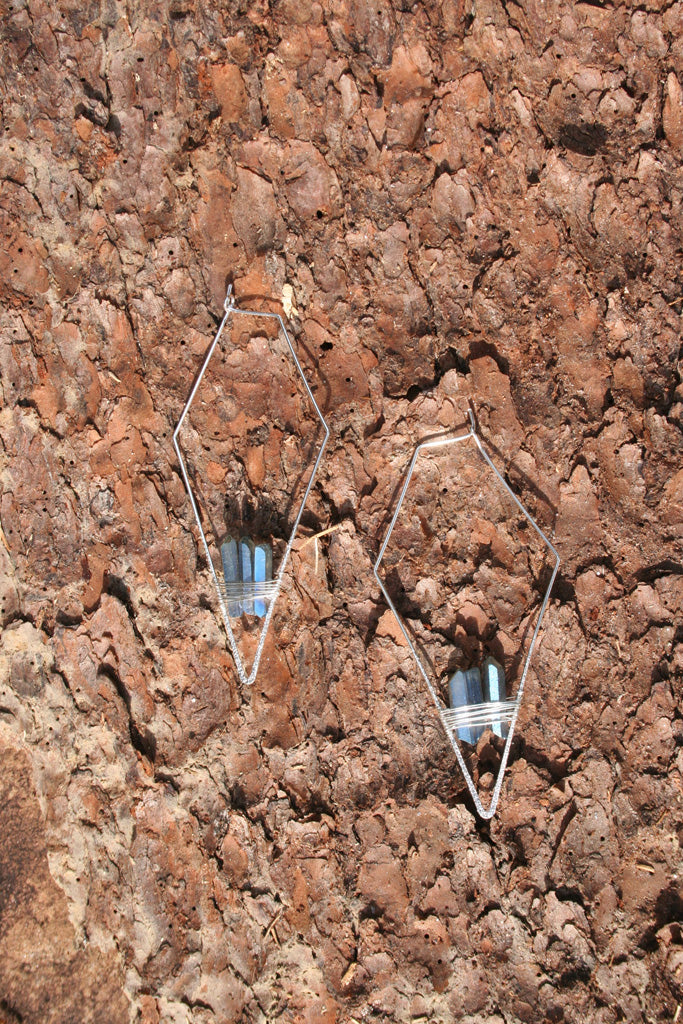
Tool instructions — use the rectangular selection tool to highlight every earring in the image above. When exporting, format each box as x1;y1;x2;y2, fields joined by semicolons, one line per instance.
373;408;559;820
173;286;329;687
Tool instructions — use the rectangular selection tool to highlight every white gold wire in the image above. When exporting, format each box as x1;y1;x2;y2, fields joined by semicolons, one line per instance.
373;409;560;820
440;700;517;731
173;285;330;688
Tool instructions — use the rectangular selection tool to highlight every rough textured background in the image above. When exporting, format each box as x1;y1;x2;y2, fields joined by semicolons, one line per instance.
1;1;682;1022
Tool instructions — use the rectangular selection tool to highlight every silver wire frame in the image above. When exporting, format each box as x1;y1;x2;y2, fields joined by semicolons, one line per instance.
373;409;560;820
173;287;330;688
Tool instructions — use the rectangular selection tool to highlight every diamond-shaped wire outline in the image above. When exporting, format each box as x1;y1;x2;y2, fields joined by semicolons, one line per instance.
373;410;560;820
173;287;330;688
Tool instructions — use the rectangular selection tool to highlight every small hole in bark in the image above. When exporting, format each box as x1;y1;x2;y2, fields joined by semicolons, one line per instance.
137;56;144;62
316;209;323;219
18;247;22;253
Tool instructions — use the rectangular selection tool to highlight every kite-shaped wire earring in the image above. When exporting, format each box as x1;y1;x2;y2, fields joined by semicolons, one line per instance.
373;409;560;820
173;286;329;688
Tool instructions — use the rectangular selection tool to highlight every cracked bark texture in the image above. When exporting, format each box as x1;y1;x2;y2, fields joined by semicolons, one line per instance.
0;1;682;1022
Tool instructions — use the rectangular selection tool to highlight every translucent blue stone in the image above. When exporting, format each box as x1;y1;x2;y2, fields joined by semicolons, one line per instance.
482;656;507;738
449;667;484;745
253;542;272;618
220;535;273;620
239;537;255;616
220;537;242;617
254;544;265;583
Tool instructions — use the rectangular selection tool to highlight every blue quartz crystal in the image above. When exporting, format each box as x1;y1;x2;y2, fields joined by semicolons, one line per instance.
221;535;273;620
239;537;255;616
482;656;507;738
253;542;273;618
448;667;484;745
220;537;241;617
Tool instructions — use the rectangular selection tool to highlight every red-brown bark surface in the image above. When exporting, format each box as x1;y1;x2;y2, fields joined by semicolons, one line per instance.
1;1;682;1022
